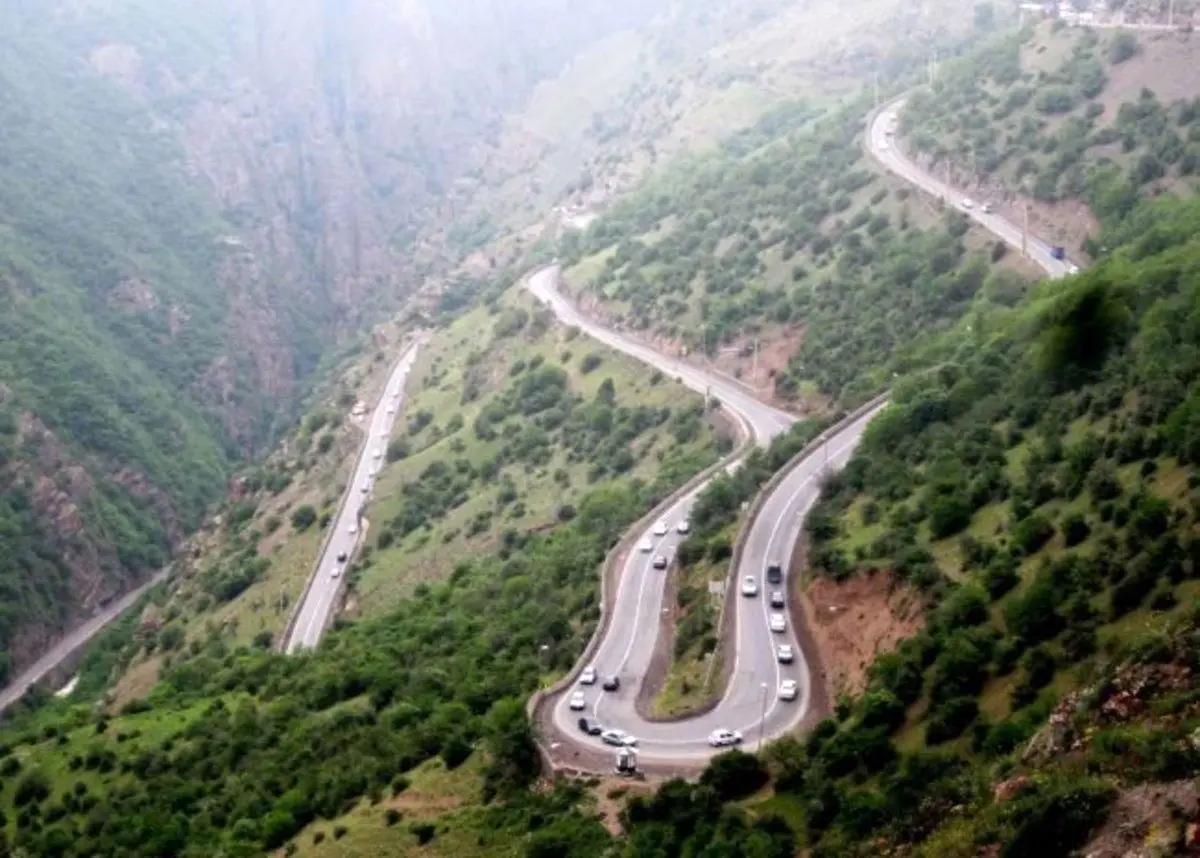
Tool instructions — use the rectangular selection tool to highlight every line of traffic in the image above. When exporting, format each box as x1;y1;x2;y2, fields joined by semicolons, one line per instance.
535;90;1084;769
284;337;425;653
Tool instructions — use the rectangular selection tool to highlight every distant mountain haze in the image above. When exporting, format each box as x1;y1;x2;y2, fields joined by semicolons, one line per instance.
0;0;665;680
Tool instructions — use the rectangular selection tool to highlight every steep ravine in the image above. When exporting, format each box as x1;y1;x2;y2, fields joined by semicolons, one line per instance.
0;0;669;681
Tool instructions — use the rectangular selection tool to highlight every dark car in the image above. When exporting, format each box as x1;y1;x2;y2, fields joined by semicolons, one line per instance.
766;563;783;585
577;717;602;736
602;676;620;692
336;551;348;563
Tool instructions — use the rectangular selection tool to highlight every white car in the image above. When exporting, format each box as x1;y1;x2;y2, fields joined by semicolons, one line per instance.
962;198;975;209
741;576;758;597
360;484;369;494
769;613;786;633
638;538;653;553
349;523;358;536
981;202;993;214
580;666;598;685
878;141;889;151
779;679;799;701
708;729;743;748
386;405;395;415
330;566;341;579
652;521;668;537
569;692;586;711
652;554;668;570
369;466;378;477
777;644;794;663
676;520;690;535
601;729;637;747
373;447;384;459
1067;263;1080;274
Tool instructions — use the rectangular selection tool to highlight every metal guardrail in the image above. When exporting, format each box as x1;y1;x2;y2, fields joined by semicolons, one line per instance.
526;406;755;766
700;391;891;700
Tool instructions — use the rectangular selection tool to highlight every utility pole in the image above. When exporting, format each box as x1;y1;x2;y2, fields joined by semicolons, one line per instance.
751;337;759;385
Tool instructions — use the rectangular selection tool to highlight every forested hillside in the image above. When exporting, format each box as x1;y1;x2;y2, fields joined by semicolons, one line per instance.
900;22;1200;253
559;94;1036;409
788;193;1200;856
0;0;674;679
0;19;249;681
4;192;1200;858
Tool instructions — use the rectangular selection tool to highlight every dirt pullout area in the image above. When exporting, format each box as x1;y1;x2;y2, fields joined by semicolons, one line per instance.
571;289;809;413
799;569;924;699
590;778;657;835
1080;780;1200;858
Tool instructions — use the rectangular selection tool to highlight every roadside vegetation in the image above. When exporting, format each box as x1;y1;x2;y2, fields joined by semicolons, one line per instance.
901;22;1200;250
788;193;1200;854
558;91;1038;409
355;287;724;611
9;8;1200;858
0;457;726;857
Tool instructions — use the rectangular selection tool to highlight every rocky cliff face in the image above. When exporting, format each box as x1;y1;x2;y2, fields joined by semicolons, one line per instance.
0;0;667;679
80;0;667;339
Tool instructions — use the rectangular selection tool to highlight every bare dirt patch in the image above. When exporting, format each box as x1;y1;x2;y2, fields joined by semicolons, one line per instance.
1081;780;1200;858
1096;30;1200;116
800;569;924;699
107;655;161;711
590;777;656;835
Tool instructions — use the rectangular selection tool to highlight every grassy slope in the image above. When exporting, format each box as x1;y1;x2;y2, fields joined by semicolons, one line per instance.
557;89;1043;414
901;22;1200;252
781;193;1200;854
355;289;722;613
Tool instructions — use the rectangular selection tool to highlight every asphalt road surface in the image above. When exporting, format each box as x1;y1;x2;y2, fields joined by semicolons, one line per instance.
552;404;885;763
868;101;1076;280
285;338;424;653
0;569;168;713
535;98;1088;762
530;268;886;762
528;269;794;444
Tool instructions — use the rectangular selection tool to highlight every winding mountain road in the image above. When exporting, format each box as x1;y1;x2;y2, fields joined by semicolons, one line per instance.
532;94;1082;768
2;91;1082;721
530;268;884;764
868;100;1078;278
